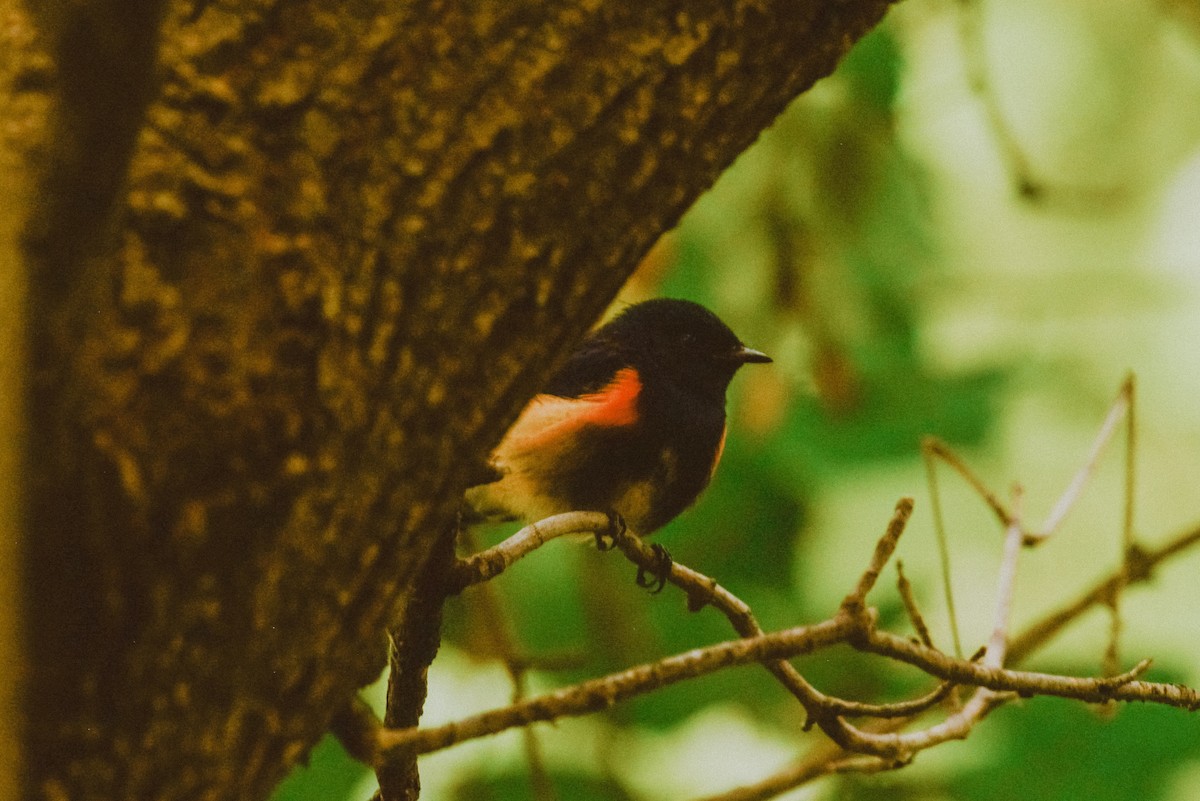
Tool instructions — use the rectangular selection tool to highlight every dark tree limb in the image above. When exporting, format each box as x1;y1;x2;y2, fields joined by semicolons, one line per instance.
8;0;899;798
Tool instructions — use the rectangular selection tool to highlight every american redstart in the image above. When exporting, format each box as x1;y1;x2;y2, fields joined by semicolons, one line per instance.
468;298;770;544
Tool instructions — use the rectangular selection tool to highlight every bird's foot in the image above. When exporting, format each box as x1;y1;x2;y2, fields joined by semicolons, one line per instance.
594;511;627;552
635;543;673;594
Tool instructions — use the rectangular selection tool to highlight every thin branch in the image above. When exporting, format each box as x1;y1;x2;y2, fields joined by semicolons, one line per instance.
448;511;616;593
925;379;1135;548
690;746;904;801
955;0;1045;199
374;617;854;758
377;522;458;799
604;499;926;750
456;509;841;725
1007;521;1200;664
820;491;1025;762
858;630;1174;706
1106;374;1138;679
839;688;1008;761
986;486;1024;668
605;524;832;708
689;744;854;801
1123;374;1137;551
403;403;1195;793
1032;380;1132;544
924;437;1012;528
842;498;915;610
895;561;936;650
1103;590;1124;685
858;486;1026;760
815;681;955;720
922;438;965;657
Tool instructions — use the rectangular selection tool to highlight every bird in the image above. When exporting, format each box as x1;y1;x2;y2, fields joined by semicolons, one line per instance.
466;298;771;573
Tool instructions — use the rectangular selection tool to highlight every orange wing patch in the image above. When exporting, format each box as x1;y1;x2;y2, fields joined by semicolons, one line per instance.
579;367;641;427
494;368;642;460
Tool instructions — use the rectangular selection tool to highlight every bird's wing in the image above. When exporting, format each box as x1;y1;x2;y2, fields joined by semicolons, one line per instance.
496;367;642;461
541;335;630;397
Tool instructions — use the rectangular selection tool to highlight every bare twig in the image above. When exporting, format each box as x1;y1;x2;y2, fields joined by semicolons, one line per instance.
454;509;847;726
1123;374;1137;550
815;682;955;720
374;605;1194;759
604;499;935;751
923;437;1011;527
690;745;904;801
375;617;853;757
1105;374;1138;679
1008;523;1200;664
895;561;936;650
922;439;966;658
924;379;1135;548
843;499;915;610
1033;380;1132;545
955;0;1045;199
857;630;1170;705
689;744;856;801
603;521;831;708
448;502;938;755
860;486;1026;761
448;511;615;593
986;486;1024;667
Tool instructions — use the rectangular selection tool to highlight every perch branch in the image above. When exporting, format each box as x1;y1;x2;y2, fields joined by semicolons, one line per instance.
375;506;1200;766
448;511;618;593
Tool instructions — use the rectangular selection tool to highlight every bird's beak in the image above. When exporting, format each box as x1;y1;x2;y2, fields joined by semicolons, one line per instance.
732;346;772;364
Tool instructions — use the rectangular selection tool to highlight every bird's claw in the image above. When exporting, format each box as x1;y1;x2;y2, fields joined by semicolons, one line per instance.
593;514;670;593
636;543;673;594
594;511;627;552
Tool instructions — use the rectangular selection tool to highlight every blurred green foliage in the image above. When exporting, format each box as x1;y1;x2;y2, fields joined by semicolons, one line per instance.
274;2;1200;799
270;735;370;801
843;682;1200;801
453;772;636;801
947;693;1200;801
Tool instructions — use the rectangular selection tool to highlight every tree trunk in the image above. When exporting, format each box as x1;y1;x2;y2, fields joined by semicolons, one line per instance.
5;0;897;798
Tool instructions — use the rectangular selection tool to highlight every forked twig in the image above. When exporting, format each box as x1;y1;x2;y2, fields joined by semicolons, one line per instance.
923;377;1135;546
923;377;1138;674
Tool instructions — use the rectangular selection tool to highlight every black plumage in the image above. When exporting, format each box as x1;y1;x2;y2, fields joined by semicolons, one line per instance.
468;298;770;535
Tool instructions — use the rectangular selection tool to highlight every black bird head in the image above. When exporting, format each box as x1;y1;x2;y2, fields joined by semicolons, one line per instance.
602;298;771;398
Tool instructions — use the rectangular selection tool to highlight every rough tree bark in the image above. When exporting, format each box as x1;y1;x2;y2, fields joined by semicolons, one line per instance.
3;0;897;798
